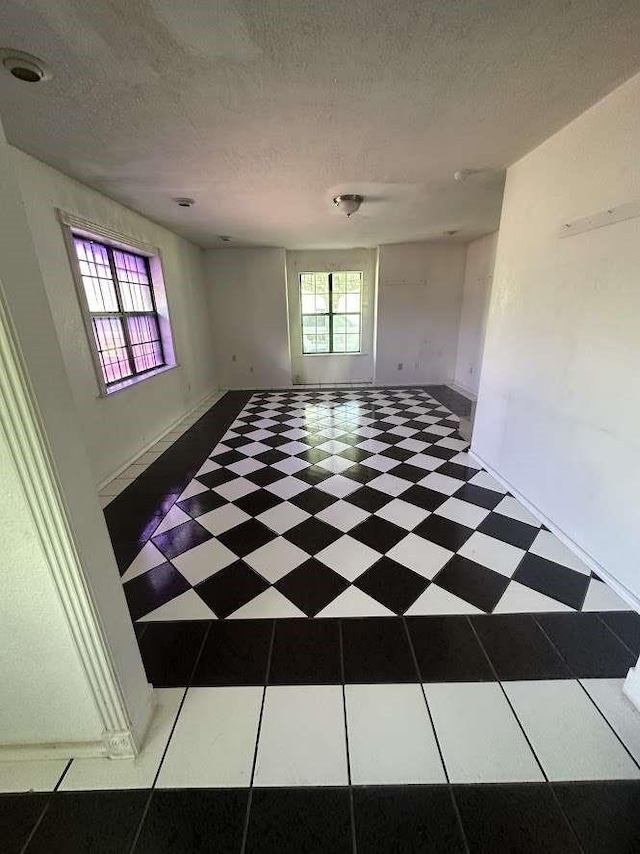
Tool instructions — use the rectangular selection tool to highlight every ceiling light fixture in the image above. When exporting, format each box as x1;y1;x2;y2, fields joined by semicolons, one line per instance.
219;236;231;242
174;197;195;207
0;49;51;83
333;194;363;218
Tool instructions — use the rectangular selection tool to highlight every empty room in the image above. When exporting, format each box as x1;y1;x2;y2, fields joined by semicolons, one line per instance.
1;1;640;851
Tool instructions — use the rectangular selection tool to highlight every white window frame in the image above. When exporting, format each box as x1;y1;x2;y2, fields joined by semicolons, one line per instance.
58;210;178;397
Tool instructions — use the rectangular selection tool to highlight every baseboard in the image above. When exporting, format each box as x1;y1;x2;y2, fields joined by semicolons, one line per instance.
448;380;477;402
470;449;640;615
0;739;105;761
97;386;223;490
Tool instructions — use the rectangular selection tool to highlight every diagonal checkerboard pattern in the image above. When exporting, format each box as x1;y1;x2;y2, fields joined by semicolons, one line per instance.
120;388;628;621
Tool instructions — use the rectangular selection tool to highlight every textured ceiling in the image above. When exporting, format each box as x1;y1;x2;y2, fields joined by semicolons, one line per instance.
1;0;640;249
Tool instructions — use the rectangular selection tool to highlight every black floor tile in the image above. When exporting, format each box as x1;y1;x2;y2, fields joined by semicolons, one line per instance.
195;561;269;618
353;786;466;853
380;446;415;462
599;611;640;655
345;486;393;513
349;516;407;553
176;490;227;518
0;794;48;854
391;463;430;483
245;467;287;487
151;520;213;560
26;791;148;854
414;515;474;551
514;553;590;610
471;614;572;679
246;787;352;853
401;484;448;512
406;615;494;681
134;789;247;853
478;512;539;549
295;465;333;485
535;612;637;677
355;557;429;614
192;619;272;685
554;780;640;853
339;446;377;463
453;483;503;510
275;560;349;616
217;519;277;557
436;462;479;481
414;442;455;459
194;468;236;490
343;464;382;484
342;617;417;682
138;621;208;686
254;449;288;465
434;556;510;613
124;562;191;621
234;490;282;517
268;619;341;684
290;488;338;514
283;518;342;553
455;784;580;854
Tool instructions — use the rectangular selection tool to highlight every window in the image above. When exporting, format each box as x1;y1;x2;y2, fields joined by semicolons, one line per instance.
72;237;166;388
300;271;362;354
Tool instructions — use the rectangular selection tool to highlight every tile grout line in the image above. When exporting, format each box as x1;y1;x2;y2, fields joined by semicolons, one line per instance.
401;616;471;854
575;678;640;774
240;618;276;854
338;620;358;854
17;761;73;854
594;612;640;657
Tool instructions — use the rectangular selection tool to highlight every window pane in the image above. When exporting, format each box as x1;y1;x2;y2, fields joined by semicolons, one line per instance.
302;295;317;314
301;274;315;293
74;239;119;312
113;249;153;312
303;334;317;353
346;272;362;292
314;274;329;294
314;293;329;313
302;314;317;333
346;314;360;333
332;273;347;293
332;293;347;313
316;315;329;334
346;333;360;352
346;293;360;313
316;333;330;352
127;314;164;373
91;317;132;384
333;314;346;333
332;333;347;353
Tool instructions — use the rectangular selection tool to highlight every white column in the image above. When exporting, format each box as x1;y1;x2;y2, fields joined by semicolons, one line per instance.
623;663;640;713
0;118;152;759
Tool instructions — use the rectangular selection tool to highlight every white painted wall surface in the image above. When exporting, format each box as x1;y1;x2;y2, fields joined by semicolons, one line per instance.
473;71;640;602
11;148;217;486
206;248;291;388
286;249;377;385
375;242;466;386
453;232;498;397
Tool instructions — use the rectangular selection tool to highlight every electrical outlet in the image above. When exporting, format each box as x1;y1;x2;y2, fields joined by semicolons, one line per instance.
231;354;237;362
249;365;254;373
397;362;403;370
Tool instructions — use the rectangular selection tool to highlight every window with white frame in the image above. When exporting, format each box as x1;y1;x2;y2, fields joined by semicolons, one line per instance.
69;234;171;391
300;271;362;354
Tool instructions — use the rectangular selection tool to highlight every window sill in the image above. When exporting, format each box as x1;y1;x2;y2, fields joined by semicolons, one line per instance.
302;352;365;357
98;363;179;398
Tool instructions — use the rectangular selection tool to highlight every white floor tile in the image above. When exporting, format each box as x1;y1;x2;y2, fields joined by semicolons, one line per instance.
315;500;370;532
434;497;490;529
238;442;270;457
195;458;220;476
582;579;631;611
121;542;167;583
581;678;640;765
317;440;351;454
494;496;541;527
356;439;390;454
62;689;184;791
457;532;525;578
316;474;361;498
503;680;640;781
246;538;309;583
273;457;311;475
368;473;412;497
228;587;305;618
214;477;259;502
198;504;251;535
176;480;209;502
157;687;263;788
449;452;482;469
0;759;68;793
316;455;354;474
363;454;400;473
253;686;348;786
377;499;430;530
386;534;453;579
316;586;395;617
468;470;507;493
316;536;381;581
345;684;445;784
493;581;573;613
404;453;446;472
396;438;432;453
425;682;543;783
153;504;192;536
257;501;310;534
265;476;310;500
405;585;483;615
435;437;468;451
139;589;216;621
279;441;311;455
529;530;590;574
172;538;236;585
227;458;265;477
419;472;464;495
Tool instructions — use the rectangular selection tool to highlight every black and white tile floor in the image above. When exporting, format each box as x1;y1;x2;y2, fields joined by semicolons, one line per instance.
119;387;628;621
4;388;640;852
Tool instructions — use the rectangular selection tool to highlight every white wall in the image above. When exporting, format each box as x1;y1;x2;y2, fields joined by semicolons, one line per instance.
12;148;217;486
206;247;291;388
473;70;640;603
375;242;466;386
286;249;377;385
454;232;498;397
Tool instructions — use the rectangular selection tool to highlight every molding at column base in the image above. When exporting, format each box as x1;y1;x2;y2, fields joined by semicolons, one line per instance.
623;668;640;713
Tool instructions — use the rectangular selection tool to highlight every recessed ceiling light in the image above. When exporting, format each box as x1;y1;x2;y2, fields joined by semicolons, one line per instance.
0;49;51;83
174;197;195;207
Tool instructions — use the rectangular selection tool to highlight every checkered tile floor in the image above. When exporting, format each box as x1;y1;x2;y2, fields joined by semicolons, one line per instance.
121;388;629;622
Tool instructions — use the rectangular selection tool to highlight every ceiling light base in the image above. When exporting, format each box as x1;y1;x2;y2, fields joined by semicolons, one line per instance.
333;194;363;217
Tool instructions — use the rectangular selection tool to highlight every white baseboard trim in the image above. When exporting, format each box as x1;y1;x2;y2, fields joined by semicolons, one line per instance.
623;667;640;713
97;387;223;490
448;381;478;402
470;449;640;615
0;740;106;762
